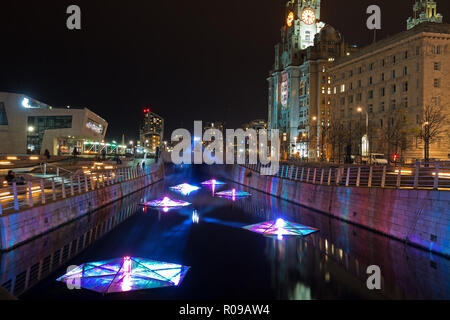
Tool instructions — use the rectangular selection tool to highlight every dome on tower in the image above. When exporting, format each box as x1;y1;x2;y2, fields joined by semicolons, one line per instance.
314;24;342;45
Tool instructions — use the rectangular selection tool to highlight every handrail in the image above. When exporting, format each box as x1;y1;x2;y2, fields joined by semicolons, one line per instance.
242;161;450;191
39;162;73;176
0;165;155;215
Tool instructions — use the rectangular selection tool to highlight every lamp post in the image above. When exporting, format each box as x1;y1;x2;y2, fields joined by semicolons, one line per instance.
357;107;369;160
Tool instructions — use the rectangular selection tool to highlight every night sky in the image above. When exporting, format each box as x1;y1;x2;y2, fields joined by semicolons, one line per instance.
1;0;449;141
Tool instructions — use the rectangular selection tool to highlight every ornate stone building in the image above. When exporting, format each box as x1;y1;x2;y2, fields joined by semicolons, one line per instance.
329;1;450;162
267;0;352;159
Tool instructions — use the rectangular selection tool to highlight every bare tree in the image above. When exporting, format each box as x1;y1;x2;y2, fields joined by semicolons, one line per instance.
379;107;412;162
326;121;349;163
415;104;447;162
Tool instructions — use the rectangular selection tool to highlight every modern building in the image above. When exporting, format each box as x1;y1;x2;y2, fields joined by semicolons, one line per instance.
329;1;450;162
267;0;353;159
140;109;164;152
0;92;108;156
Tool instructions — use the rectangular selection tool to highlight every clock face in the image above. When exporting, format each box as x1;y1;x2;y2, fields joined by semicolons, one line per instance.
301;8;316;25
287;12;294;27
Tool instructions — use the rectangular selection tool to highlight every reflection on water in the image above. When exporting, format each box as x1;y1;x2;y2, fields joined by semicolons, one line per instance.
3;166;449;300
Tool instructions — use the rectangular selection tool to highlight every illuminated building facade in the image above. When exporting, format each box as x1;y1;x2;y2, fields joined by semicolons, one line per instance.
0;92;108;156
267;0;352;159
329;17;450;162
140;109;164;152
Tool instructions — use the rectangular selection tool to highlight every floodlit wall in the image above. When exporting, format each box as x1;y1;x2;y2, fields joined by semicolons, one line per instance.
210;164;450;257
0;162;164;250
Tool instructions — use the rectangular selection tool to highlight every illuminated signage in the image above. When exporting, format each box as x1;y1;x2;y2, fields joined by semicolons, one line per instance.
86;119;104;134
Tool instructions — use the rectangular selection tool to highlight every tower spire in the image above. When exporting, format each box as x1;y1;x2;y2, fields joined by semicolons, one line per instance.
407;0;443;30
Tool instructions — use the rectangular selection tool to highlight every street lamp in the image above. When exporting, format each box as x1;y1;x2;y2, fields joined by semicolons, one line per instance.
357;107;369;159
28;126;35;132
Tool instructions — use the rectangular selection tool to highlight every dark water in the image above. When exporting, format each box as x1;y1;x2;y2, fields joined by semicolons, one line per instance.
8;166;449;300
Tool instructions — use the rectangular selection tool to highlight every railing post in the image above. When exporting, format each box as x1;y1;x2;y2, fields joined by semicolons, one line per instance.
300;167;305;181
396;167;402;188
306;168;310;183
346;167;350;187
27;181;33;207
368;166;373;188
313;168;317;184
40;179;46;204
328;168;332;186
61;177;66;198
290;166;294;180
320;169;324;185
381;166;386;188
85;175;89;192
70;176;75;196
413;163;419;189
434;163;440;190
336;167;341;186
356;167;361;187
0;199;2;215
51;178;56;201
77;176;81;194
56;167;60;177
12;182;19;211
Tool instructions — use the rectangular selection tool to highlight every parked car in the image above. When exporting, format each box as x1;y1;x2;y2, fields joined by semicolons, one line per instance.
362;153;388;165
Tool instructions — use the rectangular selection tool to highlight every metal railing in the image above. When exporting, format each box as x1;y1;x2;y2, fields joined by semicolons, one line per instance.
0;165;154;214
242;161;450;190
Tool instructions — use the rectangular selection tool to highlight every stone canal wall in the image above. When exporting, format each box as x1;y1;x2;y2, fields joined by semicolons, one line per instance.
0;163;164;251
209;165;450;257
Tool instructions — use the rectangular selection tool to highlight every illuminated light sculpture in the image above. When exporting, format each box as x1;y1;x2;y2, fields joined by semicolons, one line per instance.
216;189;251;200
243;219;319;239
56;257;190;294
143;196;191;212
201;179;226;186
169;183;201;196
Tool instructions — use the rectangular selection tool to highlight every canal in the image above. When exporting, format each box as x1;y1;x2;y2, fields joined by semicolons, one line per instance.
3;165;448;300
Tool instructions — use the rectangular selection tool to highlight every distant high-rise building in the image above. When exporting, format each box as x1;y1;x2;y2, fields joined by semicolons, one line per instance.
140;109;164;152
407;0;443;30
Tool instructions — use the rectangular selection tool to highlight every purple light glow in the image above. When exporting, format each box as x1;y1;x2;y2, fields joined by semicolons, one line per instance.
216;189;251;200
243;219;319;239
143;196;191;211
56;257;190;294
170;183;201;196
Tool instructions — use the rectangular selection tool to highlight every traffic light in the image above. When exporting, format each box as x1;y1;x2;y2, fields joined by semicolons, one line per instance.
393;153;399;162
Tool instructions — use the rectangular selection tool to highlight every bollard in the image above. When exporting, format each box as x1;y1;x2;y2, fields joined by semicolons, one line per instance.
27;181;34;207
40;179;46;204
413;163;419;189
61;177;66;198
433;163;440;190
51;178;56;201
12;182;19;211
381;166;387;188
356;167;361;187
70;176;75;196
